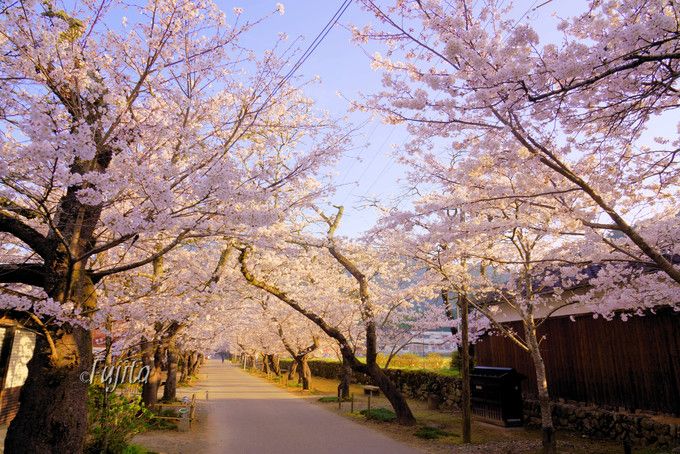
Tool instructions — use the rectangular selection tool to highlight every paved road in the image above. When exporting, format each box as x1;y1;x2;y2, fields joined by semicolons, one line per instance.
151;360;421;454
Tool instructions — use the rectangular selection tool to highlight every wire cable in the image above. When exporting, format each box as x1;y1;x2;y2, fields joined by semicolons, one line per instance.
260;0;353;109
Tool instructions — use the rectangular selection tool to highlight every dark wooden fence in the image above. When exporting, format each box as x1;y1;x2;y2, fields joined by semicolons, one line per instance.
475;308;680;415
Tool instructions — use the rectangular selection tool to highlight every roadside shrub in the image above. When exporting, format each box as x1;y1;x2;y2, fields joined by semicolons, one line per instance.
360;408;397;422
121;445;149;454
86;385;152;454
318;396;350;403
414;426;455;439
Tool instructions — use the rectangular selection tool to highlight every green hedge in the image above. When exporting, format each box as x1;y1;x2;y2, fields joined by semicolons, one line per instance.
280;359;463;408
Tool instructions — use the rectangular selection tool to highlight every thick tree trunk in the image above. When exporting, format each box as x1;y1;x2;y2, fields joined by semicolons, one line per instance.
5;325;92;454
268;354;281;376
162;341;178;402
191;351;200;375
364;319;416;426
2;84;118;451
5;263;98;453
142;341;162;407
262;354;270;374
187;351;199;376
298;355;312;390
366;362;415;425
338;356;352;399
178;351;188;384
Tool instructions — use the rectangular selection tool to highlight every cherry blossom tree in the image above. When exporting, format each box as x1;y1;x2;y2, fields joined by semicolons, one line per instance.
354;0;679;284
377;297;453;369
372;142;637;451
0;0;346;449
235;208;424;425
356;3;679;450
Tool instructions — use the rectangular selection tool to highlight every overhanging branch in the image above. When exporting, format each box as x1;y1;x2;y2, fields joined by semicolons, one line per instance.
0;213;51;259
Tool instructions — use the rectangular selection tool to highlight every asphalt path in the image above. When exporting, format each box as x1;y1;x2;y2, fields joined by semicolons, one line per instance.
194;360;421;454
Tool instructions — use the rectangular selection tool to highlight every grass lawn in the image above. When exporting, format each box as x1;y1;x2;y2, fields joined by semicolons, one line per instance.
248;369;670;454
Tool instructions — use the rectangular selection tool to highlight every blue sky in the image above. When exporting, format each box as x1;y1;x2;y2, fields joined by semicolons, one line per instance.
224;1;411;237
220;1;584;237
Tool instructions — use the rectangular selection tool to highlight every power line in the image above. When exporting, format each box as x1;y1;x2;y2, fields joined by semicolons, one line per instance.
340;127;395;207
260;0;353;108
336;121;379;188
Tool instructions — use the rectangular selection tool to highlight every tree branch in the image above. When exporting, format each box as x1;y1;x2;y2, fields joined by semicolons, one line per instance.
0;263;45;287
0;213;51;259
90;230;190;281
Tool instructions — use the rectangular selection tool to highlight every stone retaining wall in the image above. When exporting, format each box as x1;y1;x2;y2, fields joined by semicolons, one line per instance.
524;400;680;449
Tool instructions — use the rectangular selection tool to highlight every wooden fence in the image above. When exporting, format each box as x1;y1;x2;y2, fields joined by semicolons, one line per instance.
475;308;680;415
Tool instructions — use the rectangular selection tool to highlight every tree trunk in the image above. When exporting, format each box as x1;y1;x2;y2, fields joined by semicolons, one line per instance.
178;351;188;384
298;355;312;390
187;351;199;376
460;293;472;443
191;351;200;375
364;318;416;426
289;360;298;380
142;340;162;407
4;325;92;454
366;362;415;425
338;356;352;399
162;340;178;402
268;354;281;376
526;322;556;454
238;244;416;425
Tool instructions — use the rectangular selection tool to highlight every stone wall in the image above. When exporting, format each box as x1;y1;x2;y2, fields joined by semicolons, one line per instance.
524;400;680;449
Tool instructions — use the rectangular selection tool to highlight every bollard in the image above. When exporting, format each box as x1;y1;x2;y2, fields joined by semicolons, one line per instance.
367;392;371;417
338;388;342;410
205;390;209;401
178;407;190;432
351;393;354;413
